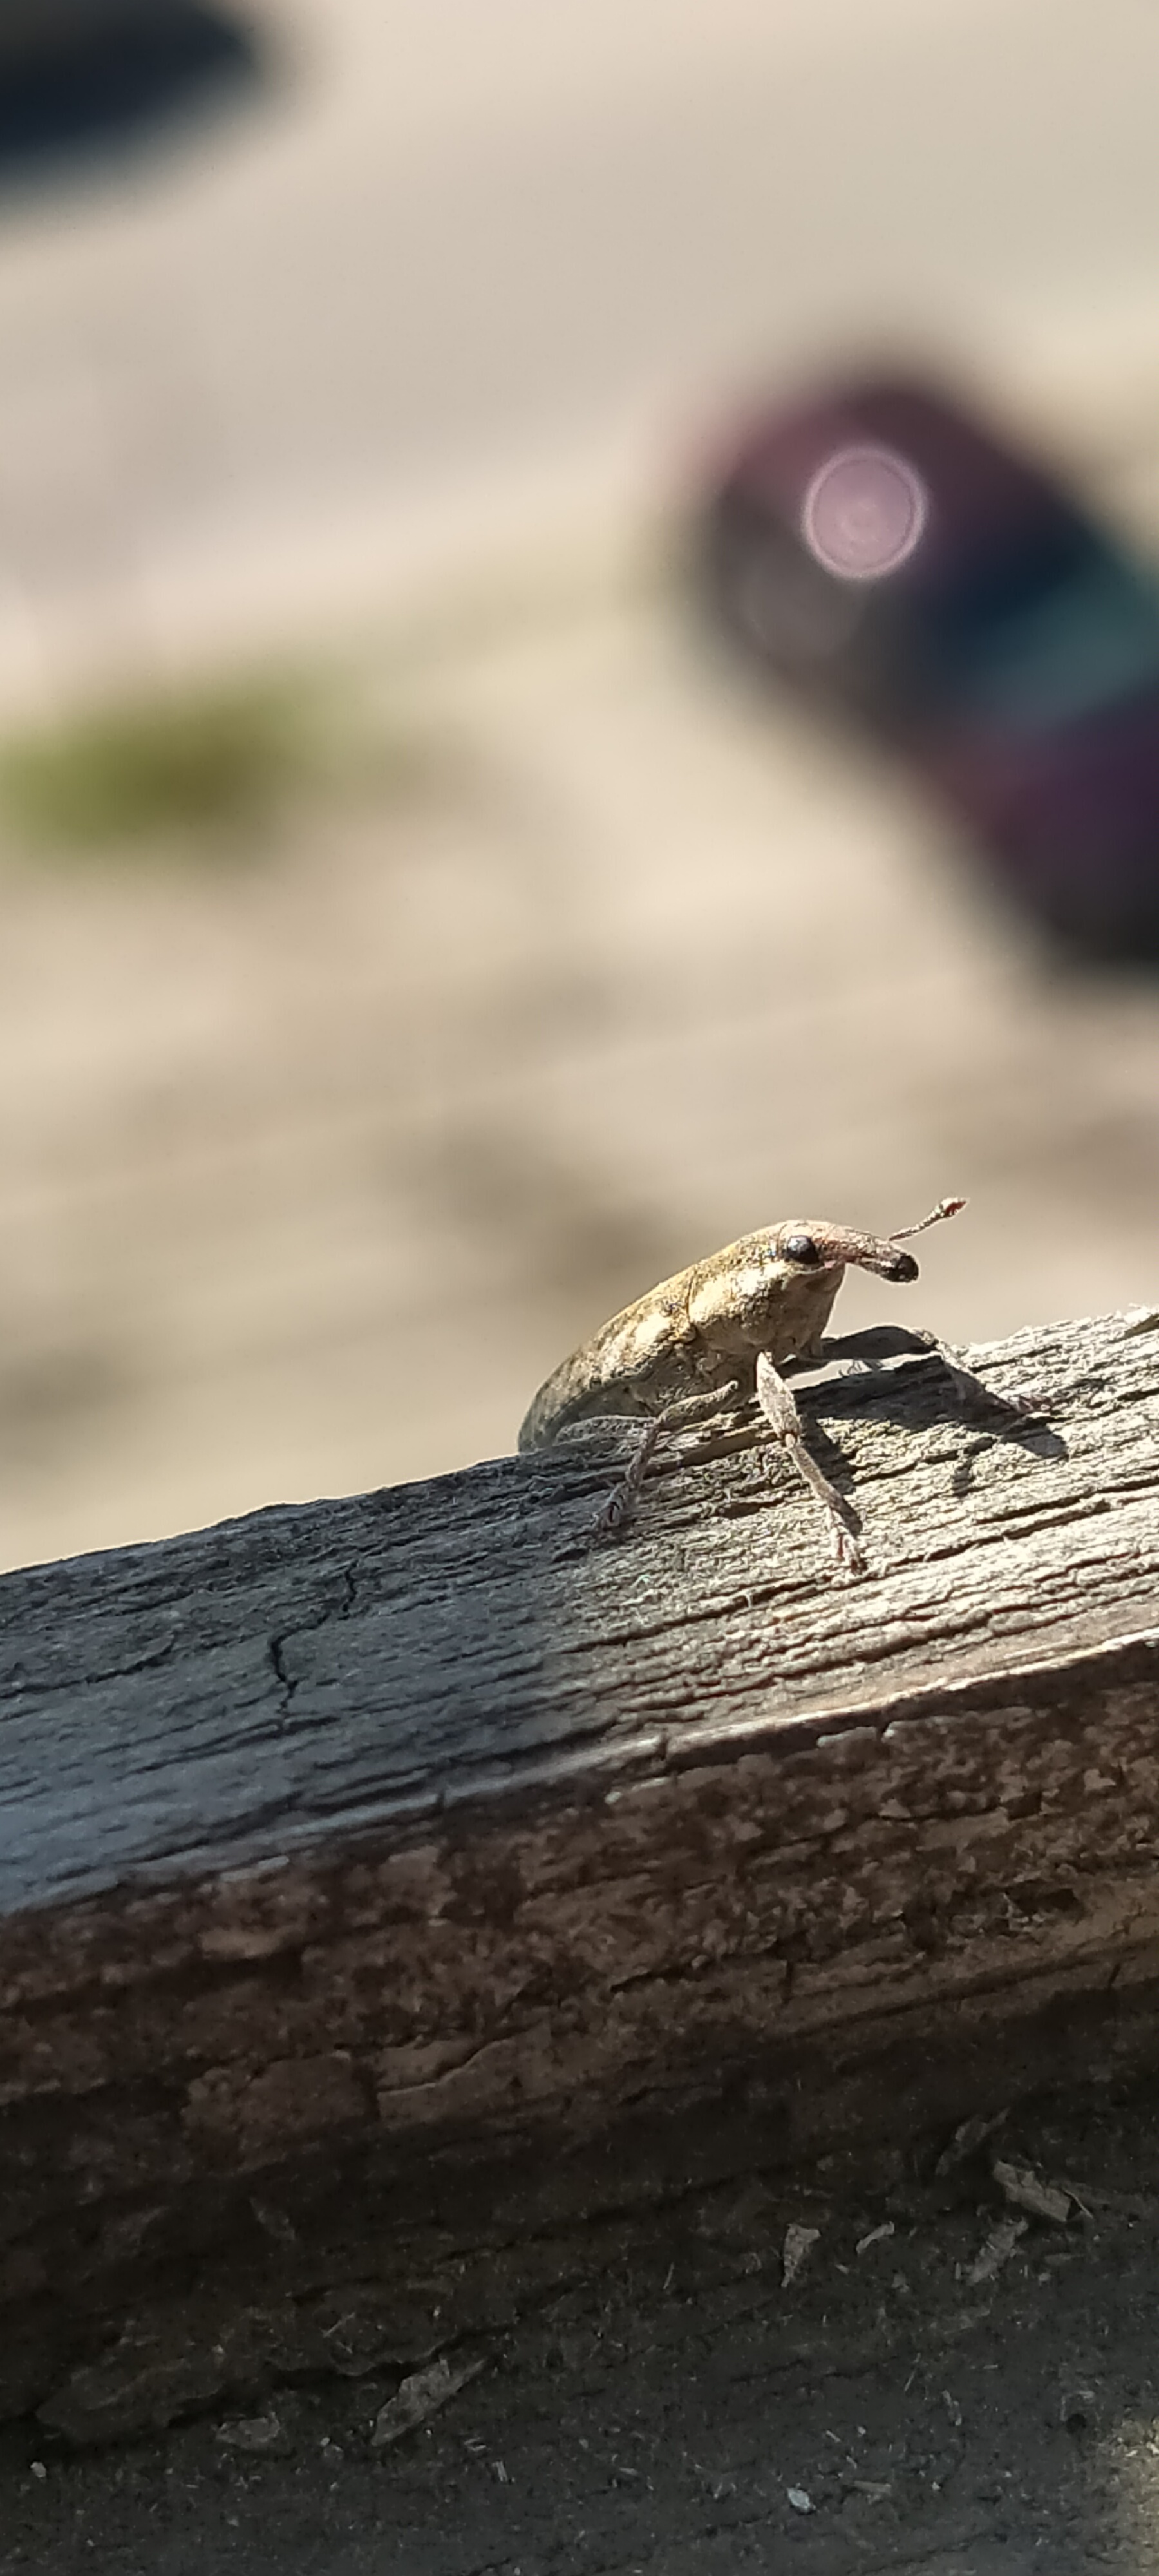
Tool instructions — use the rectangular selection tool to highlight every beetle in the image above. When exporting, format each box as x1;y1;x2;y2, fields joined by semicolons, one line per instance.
518;1196;1030;1575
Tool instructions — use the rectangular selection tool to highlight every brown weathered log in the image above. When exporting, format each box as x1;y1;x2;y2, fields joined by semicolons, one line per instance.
3;1305;1159;2434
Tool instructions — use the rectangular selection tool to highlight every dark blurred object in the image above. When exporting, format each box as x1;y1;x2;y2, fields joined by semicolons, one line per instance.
0;1;264;183
698;374;1159;960
0;2;172;58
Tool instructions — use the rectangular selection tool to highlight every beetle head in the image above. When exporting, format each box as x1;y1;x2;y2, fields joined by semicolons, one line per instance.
773;1197;964;1287
775;1222;917;1285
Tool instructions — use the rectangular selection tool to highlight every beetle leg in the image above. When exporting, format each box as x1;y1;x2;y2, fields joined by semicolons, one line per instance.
593;1415;665;1539
593;1381;741;1540
907;1329;1043;1418
755;1350;865;1577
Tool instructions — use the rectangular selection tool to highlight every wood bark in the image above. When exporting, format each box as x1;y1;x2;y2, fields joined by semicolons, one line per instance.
3;1306;1159;2434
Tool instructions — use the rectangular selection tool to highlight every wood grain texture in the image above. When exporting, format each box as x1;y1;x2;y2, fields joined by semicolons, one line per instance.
3;1305;1159;2432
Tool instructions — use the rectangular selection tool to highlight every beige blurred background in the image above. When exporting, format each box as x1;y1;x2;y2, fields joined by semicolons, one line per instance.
2;0;1159;1572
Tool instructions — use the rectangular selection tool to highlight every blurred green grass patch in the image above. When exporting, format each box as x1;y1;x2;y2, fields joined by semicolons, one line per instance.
0;667;432;855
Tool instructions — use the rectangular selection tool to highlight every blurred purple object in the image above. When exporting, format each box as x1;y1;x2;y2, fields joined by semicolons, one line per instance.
698;375;1159;958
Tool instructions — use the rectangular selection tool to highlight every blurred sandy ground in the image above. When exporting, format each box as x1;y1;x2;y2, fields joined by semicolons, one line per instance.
2;0;1159;1569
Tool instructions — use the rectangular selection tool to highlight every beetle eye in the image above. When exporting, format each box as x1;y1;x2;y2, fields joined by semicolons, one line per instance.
783;1231;820;1264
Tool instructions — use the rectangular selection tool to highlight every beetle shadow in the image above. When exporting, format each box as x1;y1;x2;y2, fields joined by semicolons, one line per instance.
794;1323;1069;1502
0;6;269;196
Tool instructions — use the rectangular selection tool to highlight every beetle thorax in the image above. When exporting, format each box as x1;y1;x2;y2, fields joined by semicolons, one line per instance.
684;1248;846;1368
756;1259;845;1363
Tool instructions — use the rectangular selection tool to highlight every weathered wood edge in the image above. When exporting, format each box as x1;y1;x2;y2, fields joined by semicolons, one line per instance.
3;1306;1159;2434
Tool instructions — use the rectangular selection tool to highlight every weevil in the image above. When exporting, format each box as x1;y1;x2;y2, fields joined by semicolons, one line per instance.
518;1196;1033;1576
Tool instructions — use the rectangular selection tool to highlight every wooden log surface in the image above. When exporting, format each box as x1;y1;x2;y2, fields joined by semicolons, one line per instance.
3;1304;1159;2436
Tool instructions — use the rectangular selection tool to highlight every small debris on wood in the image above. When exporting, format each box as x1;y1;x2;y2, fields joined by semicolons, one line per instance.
250;2198;299;2250
855;2220;895;2257
934;2108;1008;2177
781;2223;821;2287
786;2485;815;2514
1122;1306;1159;1336
214;2412;292;2456
370;2354;484;2449
1060;2384;1099;2434
966;2215;1028;2286
992;2158;1076;2225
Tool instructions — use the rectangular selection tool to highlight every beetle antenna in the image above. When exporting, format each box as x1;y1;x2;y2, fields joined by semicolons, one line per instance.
890;1195;966;1243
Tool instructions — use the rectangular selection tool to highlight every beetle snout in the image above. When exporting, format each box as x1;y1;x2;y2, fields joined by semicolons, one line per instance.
843;1236;920;1284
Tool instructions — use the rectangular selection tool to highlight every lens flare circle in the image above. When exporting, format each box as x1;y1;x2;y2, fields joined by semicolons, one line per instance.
800;444;927;581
